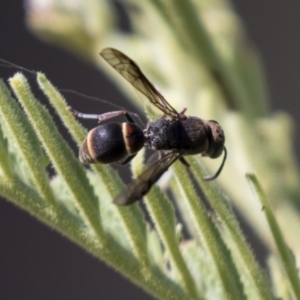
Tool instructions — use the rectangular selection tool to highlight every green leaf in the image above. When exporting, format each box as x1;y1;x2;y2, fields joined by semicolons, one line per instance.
247;173;300;299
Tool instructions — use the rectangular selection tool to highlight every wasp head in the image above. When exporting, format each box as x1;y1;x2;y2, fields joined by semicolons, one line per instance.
206;120;225;159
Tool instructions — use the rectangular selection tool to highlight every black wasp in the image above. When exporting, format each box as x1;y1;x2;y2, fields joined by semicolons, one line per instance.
70;48;227;205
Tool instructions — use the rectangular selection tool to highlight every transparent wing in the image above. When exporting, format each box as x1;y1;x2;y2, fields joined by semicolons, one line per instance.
100;48;179;118
113;151;182;205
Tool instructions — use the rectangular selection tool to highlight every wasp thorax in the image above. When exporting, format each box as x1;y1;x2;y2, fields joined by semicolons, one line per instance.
206;120;225;159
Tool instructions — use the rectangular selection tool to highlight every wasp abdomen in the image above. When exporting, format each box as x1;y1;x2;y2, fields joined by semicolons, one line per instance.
79;122;144;164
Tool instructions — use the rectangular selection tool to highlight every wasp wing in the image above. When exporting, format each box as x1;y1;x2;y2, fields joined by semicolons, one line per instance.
113;151;182;205
100;48;179;118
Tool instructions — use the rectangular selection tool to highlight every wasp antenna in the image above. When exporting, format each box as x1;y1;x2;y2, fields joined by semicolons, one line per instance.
203;147;227;181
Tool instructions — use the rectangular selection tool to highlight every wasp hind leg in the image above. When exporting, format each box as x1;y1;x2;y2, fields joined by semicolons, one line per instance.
179;157;190;167
116;154;137;166
68;107;137;124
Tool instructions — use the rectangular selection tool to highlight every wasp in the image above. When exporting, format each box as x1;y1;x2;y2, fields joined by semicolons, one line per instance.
70;48;227;205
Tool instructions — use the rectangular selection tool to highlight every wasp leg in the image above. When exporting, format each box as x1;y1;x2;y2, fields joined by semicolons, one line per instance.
178;107;187;115
68;107;137;124
116;154;137;166
179;157;190;167
123;112;136;123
